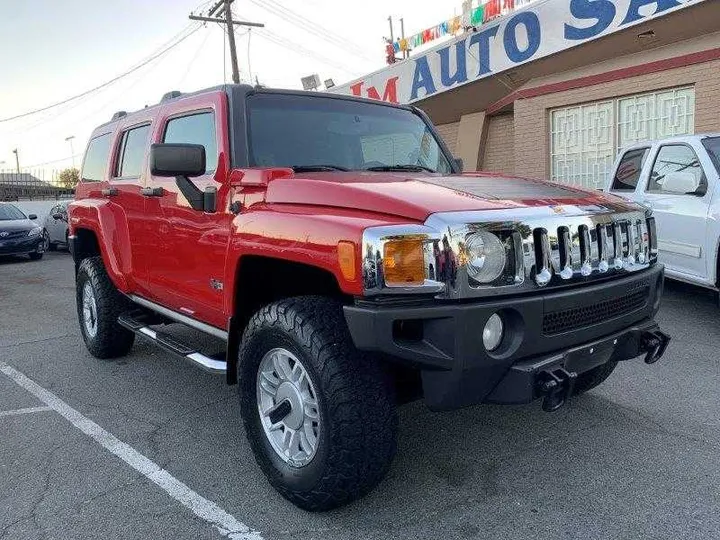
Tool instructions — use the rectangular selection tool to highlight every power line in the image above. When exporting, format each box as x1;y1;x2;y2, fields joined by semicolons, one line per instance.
189;1;264;84
255;28;359;76
178;27;214;87
0;24;202;124
248;0;375;63
21;153;84;169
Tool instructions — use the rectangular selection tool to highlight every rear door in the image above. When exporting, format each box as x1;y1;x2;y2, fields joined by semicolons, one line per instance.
108;120;154;295
143;93;232;329
641;143;711;279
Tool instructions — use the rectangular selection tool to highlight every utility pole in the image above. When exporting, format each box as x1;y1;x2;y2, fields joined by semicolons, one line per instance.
189;0;264;85
12;149;19;174
65;136;76;168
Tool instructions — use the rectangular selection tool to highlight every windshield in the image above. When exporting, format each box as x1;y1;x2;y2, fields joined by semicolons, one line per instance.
702;137;720;175
0;204;27;221
247;93;453;174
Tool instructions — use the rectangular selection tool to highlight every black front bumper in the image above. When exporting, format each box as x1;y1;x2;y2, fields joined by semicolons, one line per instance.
0;235;43;256
344;265;668;411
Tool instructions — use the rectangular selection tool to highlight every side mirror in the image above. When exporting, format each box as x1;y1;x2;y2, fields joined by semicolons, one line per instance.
52;212;63;220
661;172;700;194
454;158;464;173
28;214;37;220
150;143;206;177
150;143;215;212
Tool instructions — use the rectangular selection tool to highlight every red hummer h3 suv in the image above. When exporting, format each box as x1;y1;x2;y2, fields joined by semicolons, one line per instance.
69;84;670;510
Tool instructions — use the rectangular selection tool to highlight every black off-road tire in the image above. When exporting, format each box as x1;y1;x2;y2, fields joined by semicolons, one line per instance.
572;360;618;396
238;296;398;511
76;256;135;359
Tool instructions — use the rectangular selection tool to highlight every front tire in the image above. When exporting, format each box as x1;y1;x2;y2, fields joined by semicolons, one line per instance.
76;256;135;359
238;297;398;511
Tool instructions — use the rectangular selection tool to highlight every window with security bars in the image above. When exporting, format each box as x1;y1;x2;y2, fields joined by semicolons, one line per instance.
550;86;695;189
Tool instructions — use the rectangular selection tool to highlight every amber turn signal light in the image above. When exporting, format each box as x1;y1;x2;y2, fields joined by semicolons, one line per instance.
338;241;356;281
383;239;425;286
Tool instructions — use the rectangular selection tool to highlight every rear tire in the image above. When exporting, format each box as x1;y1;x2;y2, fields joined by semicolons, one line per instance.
238;296;398;511
76;256;135;359
572;360;618;396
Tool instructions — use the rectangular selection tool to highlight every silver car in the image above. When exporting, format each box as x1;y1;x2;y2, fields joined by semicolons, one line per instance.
43;201;70;251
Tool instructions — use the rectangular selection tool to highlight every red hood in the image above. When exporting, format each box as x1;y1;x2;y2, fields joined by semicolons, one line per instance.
264;171;635;221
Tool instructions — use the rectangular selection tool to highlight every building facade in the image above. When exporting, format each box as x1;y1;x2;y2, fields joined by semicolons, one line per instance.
331;0;719;189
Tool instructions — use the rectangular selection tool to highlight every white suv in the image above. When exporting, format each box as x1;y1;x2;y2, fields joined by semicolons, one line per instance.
604;134;720;290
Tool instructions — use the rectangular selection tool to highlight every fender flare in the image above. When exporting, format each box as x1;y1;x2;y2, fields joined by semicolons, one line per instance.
69;199;134;292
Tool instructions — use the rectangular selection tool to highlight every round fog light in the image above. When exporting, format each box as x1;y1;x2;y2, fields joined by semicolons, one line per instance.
483;313;504;351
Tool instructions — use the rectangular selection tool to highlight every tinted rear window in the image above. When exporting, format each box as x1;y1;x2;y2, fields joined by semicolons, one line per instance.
117;124;151;178
702;137;720;175
611;148;649;191
81;133;111;182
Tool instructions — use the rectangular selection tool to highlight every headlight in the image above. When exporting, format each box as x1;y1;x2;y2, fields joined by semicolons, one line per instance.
464;231;506;284
27;227;42;237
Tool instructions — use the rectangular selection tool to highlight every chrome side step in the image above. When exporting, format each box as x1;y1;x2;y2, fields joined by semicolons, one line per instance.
118;313;226;374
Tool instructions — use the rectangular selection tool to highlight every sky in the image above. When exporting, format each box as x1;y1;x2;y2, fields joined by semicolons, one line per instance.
0;0;458;181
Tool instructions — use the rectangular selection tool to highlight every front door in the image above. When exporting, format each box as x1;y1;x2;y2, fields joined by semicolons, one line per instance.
641;143;711;279
143;94;232;329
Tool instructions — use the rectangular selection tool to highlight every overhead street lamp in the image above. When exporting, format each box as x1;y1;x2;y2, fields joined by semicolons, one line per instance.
12;149;19;173
65;136;76;168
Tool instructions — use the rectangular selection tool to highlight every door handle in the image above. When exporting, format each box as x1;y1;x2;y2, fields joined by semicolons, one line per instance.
101;188;118;197
140;187;164;197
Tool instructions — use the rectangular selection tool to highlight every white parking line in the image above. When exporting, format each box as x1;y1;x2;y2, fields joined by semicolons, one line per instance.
0;405;52;418
0;361;264;540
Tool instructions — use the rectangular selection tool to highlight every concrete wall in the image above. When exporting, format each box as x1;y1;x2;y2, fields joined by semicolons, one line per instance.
482;114;515;174
435;122;459;155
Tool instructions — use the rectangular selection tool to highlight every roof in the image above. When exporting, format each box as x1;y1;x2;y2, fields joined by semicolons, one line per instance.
92;83;413;133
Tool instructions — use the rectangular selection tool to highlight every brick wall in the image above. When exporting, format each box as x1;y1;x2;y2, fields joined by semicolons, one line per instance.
482;114;515;174
514;58;720;180
435;122;459;155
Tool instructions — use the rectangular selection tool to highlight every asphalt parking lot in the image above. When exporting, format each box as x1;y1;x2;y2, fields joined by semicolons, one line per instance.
1;251;719;540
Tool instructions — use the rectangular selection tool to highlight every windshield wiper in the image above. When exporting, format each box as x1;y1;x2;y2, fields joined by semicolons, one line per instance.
291;165;350;172
364;164;437;173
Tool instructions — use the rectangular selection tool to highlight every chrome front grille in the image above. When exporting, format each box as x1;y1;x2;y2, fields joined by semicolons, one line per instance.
532;216;653;286
424;205;657;300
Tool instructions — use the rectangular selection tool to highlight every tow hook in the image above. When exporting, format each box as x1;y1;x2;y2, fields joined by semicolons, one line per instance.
537;368;577;412
641;329;671;364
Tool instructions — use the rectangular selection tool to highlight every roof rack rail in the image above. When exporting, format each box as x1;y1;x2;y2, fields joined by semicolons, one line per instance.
161;91;182;102
111;111;127;121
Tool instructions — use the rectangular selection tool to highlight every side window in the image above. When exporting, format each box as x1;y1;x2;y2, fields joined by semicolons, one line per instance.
163;112;218;172
611;148;649;191
649;144;706;195
116;124;151;178
81;133;112;182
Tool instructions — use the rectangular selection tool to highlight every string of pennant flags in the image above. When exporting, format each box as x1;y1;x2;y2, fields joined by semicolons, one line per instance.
388;0;537;58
